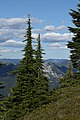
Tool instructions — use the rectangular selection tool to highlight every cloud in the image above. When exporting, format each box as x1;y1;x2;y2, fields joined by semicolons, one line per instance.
32;25;66;33
43;25;66;31
0;49;18;53
32;33;39;39
0;17;43;42
32;29;42;33
0;29;25;42
31;17;43;24
42;32;73;42
49;43;67;49
0;17;73;50
49;43;61;47
0;28;38;43
0;17;43;29
0;39;25;47
0;18;26;29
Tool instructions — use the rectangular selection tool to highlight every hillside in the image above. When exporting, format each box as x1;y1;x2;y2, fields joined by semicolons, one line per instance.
21;84;80;120
0;59;80;120
0;62;17;96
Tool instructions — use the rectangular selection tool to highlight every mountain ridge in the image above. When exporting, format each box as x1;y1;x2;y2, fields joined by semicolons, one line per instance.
0;59;70;95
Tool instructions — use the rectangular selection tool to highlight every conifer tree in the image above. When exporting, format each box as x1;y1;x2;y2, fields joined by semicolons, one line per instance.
67;2;80;70
66;64;74;78
4;16;49;120
0;63;5;119
60;64;74;88
34;34;49;106
3;15;36;119
0;82;5;111
35;34;44;77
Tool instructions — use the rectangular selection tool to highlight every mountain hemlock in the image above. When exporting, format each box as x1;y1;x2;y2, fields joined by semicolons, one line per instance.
67;2;80;70
3;16;49;119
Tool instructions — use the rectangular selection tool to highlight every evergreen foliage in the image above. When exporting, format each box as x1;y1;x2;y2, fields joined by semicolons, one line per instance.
59;64;77;88
3;16;49;120
0;82;5;111
22;84;80;120
67;2;80;70
34;34;49;107
35;34;48;89
3;15;35;119
60;63;80;88
65;64;74;79
0;64;5;119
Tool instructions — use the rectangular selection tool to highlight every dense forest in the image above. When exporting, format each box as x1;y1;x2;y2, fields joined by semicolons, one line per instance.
0;1;80;120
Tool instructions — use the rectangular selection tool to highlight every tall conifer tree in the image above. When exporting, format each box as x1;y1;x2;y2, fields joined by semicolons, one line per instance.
4;16;49;120
67;2;80;70
34;34;48;106
4;15;36;119
35;34;44;77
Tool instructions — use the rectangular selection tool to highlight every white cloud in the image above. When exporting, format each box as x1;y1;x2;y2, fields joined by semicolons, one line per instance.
0;17;43;29
49;43;67;49
49;43;61;47
55;25;66;31
0;18;26;29
42;32;73;42
0;16;42;42
32;25;66;33
0;28;39;43
0;49;18;53
0;17;73;50
31;17;43;24
0;29;25;42
32;29;42;33
0;39;25;47
43;25;66;31
32;33;38;39
0;49;11;53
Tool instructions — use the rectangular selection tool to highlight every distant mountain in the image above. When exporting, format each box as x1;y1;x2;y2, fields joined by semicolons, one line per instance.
0;59;71;96
45;59;71;66
0;59;20;64
0;58;70;65
44;59;70;89
0;63;17;76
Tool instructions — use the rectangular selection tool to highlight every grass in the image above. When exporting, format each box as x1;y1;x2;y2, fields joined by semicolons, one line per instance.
1;75;80;120
21;84;80;120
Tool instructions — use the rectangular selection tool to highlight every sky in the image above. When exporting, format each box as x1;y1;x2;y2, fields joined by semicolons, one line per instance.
0;0;78;59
